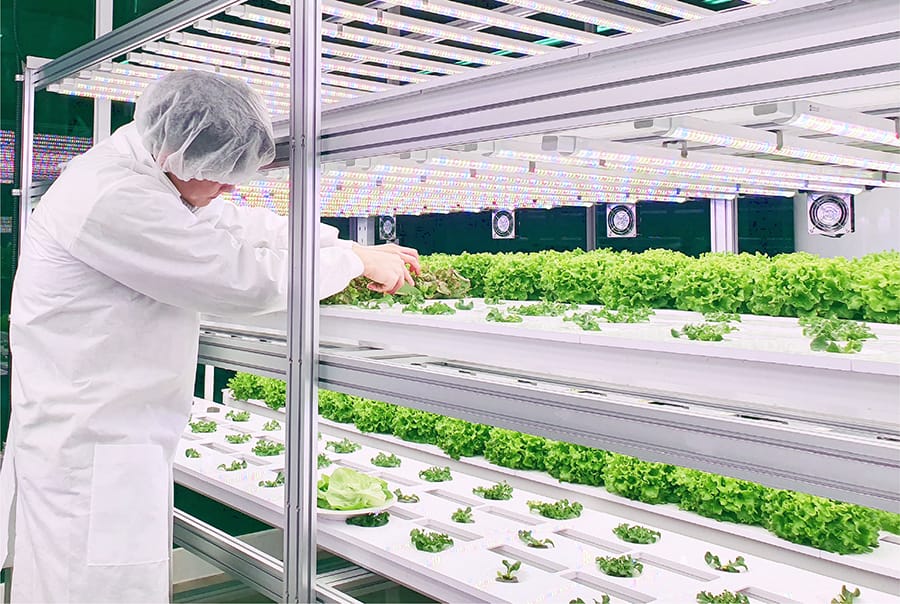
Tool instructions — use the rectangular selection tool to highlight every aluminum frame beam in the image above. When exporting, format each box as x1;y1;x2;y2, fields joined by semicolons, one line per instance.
319;0;900;160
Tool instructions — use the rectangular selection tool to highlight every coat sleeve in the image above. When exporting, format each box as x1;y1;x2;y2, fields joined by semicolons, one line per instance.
67;176;363;314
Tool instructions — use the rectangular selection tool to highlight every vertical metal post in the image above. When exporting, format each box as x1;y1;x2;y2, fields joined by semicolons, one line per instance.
349;216;375;245
710;198;738;253
17;63;36;258
93;0;113;143
285;0;321;600
585;204;597;251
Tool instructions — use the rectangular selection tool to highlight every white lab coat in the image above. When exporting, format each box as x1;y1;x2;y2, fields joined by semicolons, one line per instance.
0;123;363;602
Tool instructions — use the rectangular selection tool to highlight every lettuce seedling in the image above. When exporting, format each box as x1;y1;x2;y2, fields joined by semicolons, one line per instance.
696;590;749;604
704;551;747;573
225;433;252;444
671;322;736;342
346;512;390;528
486;308;523;323
393;488;419;503
613;523;660;544
262;419;281;431
419;466;452;482
454;299;474;310
410;528;453;553
527;498;582;520
325;438;361;454
495;559;521;583
189;419;217;433
517;530;553;549
184;448;201;459
371;452;401;467
225;409;251;422
596;555;643;578
451;507;473;524
252;440;285;457
259;471;285;488
831;585;861;604
318;453;332;469
569;597;609;604
218;460;247;472
472;481;513;500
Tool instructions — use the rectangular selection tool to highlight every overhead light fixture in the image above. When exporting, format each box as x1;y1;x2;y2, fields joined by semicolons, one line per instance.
166;31;288;62
637;116;900;172
493;0;647;33
321;42;466;75
754;100;900;147
614;0;709;20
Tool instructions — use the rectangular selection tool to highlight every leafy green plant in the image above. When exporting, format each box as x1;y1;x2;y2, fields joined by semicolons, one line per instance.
563;311;602;331
495;559;521;583
218;460;247;472
597;306;654;323
371;452;401;467
671;322;736;342
674;468;767;526
603;454;679;505
325;438;361;454
434;417;492;459
484;252;553;301
259;471;285;488
484;428;548;471
451;507;474;523
189;420;217;433
317;469;392;511
262;419;281;431
418;466;452;482
483;296;502;305
184;448;201;459
318;390;357;423
413;267;471;300
613;523;660;544
704;551;747;573
527;498;583;520
509;301;576;316
762;490;880;554
225;433;252;444
391;407;441;444
403;300;456;315
353;398;397;434
393;488;419;503
485;308;524;323
317;453;332;469
544;441;606;486
472;481;513;500
346;512;390;528
831;585;862;604
569;597;610;604
873;509;900;534
596;555;643;578
260;378;286;411
703;311;741;323
696;590;749;604
517;530;554;549
799;316;876;353
454;299;474;310
227;373;266;401
252;440;285;457
409;528;453;553
225;409;251;422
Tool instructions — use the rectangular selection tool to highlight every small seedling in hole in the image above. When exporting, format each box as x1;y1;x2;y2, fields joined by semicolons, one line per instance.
225;433;251;444
485;308;523;323
258;471;285;488
454;299;474;310
409;528;453;553
613;523;660;544
189;419;216;433
472;481;513;500
184;448;201;459
252;440;285;456
217;460;248;472
371;452;401;467
703;311;741;323
451;507;473;523
526;498;582;519
495;559;521;583
831;585;862;604
596;554;643;578
346;512;389;528
517;530;554;549
483;296;502;305
326;438;361;454
671;322;736;342
225;409;251;422
262;419;281;431
704;551;748;573
317;453;332;469
418;466;452;482
393;488;419;503
569;597;610;604
696;590;749;604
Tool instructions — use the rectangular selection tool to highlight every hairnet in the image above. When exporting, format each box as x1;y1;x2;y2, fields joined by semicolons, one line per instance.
134;70;276;185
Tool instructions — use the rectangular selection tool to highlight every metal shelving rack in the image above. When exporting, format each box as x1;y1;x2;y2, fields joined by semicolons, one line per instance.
11;0;900;601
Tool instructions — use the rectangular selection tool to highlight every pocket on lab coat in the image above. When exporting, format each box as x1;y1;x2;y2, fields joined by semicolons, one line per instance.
86;444;169;566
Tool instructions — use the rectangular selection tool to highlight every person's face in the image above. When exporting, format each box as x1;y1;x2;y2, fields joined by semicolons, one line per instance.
167;173;236;208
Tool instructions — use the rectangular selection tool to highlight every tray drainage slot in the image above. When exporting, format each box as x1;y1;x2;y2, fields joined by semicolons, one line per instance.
881;533;900;546
738;587;802;604
647;400;689;409
489;546;566;573
388;507;423;521
735;414;788;425
236;455;269;467
555;529;629;553
415;520;480;542
576;390;608;397
481;506;543;526
207;443;238;454
374;472;417;486
426;489;482;507
876;434;900;443
206;406;222;413
561;572;654;604
637;553;716;581
517;379;537;385
334;460;370;473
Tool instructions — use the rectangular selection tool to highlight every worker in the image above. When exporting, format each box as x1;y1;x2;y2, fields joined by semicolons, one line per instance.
0;70;419;602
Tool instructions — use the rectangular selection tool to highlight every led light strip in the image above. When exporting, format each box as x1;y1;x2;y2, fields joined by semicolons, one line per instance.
494;0;647;33
371;0;600;44
755;100;900;148
166;31;288;62
321;42;466;75
615;0;710;20
229;4;549;56
640;116;900;173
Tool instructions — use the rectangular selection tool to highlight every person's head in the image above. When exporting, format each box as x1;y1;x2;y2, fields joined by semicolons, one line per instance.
134;70;275;207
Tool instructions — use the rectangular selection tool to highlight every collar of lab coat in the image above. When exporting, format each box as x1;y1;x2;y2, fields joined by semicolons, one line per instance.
114;122;186;203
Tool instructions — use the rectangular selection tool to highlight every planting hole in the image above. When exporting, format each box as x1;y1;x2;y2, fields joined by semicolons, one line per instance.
561;572;653;604
735;414;788;425
637;553;716;581
489;545;565;572
555;529;628;553
205;406;221;413
481;506;543;526
427;489;482;507
517;379;537;385
388;506;423;521
458;369;477;376
647;400;689;409
876;434;900;443
374;472;418;486
237;455;268;467
182;433;201;440
880;533;900;546
739;587;802;604
416;520;480;542
576;389;608;397
207;443;238;454
335;460;369;473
